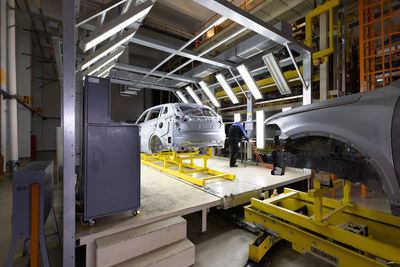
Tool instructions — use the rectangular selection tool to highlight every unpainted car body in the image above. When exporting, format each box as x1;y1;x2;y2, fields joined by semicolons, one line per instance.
136;103;225;154
265;81;400;215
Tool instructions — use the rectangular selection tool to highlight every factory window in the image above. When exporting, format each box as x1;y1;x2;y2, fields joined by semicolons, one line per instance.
148;108;161;121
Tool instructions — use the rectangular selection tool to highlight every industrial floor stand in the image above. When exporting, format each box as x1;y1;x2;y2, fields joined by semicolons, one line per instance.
245;179;400;266
141;148;235;187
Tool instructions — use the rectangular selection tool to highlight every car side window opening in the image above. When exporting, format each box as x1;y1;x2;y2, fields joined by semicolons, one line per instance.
137;111;148;124
162;106;168;115
147;108;161;121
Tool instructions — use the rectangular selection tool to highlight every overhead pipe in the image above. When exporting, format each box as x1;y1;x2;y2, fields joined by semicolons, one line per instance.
7;0;18;170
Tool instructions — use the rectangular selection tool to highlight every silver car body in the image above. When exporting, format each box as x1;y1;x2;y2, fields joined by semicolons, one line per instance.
265;81;400;212
136;103;225;154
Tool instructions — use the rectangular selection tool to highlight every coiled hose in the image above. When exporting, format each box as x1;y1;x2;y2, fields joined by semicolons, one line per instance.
249;141;274;170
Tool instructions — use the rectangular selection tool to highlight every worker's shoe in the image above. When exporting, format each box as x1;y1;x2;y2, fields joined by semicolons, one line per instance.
230;164;238;167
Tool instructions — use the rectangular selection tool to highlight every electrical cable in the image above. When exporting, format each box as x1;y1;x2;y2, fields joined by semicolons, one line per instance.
249;141;274;170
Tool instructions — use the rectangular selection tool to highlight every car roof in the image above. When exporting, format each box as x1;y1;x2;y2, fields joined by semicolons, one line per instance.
143;103;210;112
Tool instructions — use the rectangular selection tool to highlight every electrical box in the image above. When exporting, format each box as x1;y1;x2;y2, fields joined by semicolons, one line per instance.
81;76;140;221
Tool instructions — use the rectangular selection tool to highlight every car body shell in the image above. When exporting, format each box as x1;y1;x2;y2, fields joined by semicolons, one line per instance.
265;81;400;209
136;103;225;154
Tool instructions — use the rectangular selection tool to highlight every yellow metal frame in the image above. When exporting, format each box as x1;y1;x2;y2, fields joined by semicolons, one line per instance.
245;179;400;265
249;233;281;262
305;0;340;65
141;148;235;187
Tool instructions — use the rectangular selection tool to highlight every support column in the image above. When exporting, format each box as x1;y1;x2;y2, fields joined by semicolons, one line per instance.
246;93;253;159
7;0;18;170
62;0;76;265
303;52;312;105
319;9;329;101
1;0;7;171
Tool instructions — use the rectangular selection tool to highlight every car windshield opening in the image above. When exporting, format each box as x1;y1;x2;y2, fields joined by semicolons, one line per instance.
178;105;216;117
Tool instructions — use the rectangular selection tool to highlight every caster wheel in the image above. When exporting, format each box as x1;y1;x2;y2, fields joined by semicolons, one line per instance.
132;210;139;216
81;217;95;226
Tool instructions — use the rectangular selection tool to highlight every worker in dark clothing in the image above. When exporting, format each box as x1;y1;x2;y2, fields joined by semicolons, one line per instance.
228;122;249;167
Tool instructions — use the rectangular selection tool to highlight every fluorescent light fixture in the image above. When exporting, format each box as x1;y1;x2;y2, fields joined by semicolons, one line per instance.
256;110;265;149
236;64;262;99
176;91;189;103
94;62;116;78
98;71;110;78
199;81;220;107
214;16;227;26
234;113;241;122
79;1;154;52
185;86;202;105
215;73;239;104
263;53;291;95
121;89;138;96
81;47;125;78
79;28;136;71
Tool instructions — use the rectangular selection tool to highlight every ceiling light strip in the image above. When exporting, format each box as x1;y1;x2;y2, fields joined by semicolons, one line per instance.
215;73;239;104
199;81;220;107
236;64;262;99
79;0;154;52
185;86;202;105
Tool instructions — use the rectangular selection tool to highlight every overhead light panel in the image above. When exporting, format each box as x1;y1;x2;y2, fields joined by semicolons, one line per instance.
214;16;227;26
98;70;111;78
81;47;125;78
79;28;137;71
199;81;220;107
236;64;262;100
79;0;154;52
176;91;189;103
256;110;265;149
215;73;239;104
185;86;202;105
263;53;291;95
94;62;116;78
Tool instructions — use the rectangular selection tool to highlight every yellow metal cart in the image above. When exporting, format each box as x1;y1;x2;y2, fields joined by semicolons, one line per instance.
245;179;400;266
141;148;235;187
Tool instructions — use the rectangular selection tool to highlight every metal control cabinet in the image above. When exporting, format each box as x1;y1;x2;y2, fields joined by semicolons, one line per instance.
82;76;140;221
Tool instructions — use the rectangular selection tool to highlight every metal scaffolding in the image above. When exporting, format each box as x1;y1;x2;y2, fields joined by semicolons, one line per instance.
359;0;400;91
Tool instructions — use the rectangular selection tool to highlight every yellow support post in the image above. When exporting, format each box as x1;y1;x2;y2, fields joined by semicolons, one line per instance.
305;0;340;64
343;180;351;204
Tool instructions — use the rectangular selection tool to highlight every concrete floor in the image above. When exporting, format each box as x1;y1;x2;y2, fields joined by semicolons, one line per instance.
0;152;393;267
184;211;334;267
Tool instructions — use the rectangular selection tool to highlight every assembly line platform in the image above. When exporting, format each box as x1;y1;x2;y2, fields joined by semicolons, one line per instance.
76;156;310;266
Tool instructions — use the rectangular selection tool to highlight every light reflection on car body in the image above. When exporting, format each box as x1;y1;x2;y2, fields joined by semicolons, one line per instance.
136;103;225;154
265;81;400;215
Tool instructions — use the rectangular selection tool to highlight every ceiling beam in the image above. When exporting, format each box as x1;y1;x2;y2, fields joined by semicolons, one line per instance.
110;78;177;92
75;0;128;27
130;34;234;68
109;69;179;88
114;63;199;83
193;0;312;55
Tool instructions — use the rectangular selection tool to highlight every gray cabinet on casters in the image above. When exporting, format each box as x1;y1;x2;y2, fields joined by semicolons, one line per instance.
82;76;140;223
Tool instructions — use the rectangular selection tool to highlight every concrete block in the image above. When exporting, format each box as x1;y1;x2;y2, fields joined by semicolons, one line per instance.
96;216;187;267
114;239;195;267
